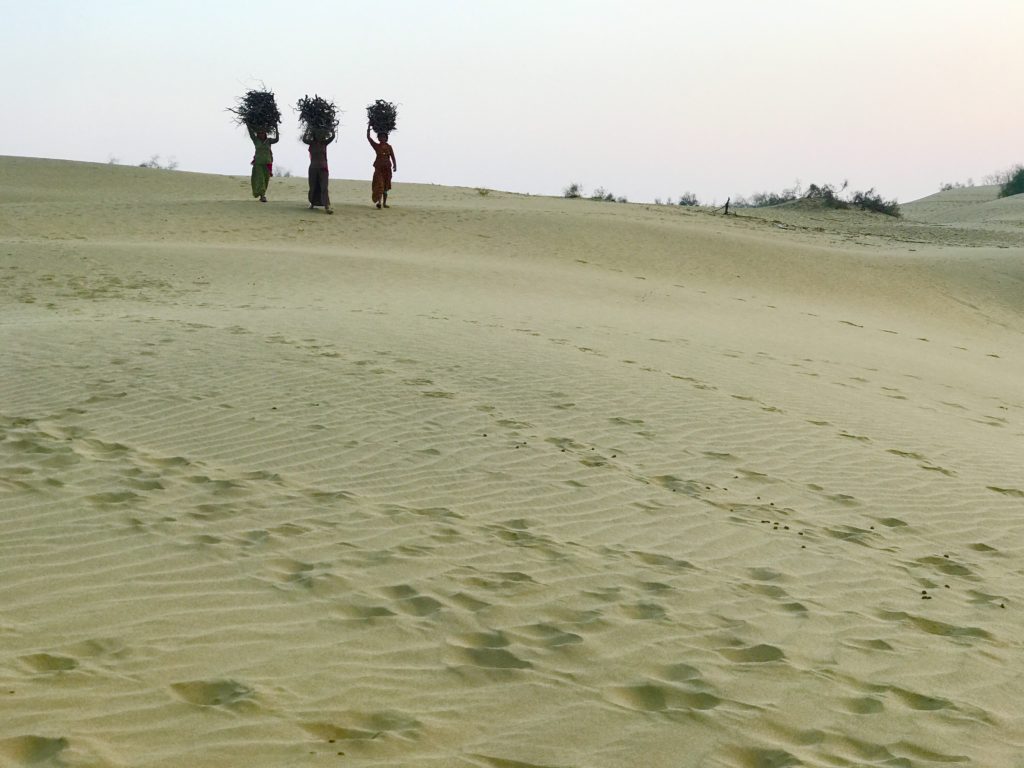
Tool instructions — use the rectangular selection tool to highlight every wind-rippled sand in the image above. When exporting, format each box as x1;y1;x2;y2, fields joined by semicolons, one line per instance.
2;157;1023;767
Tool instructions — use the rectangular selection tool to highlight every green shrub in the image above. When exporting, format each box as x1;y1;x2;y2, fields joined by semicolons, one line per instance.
733;180;899;216
940;179;974;191
738;183;802;208
998;165;1024;197
138;155;178;171
850;189;900;216
589;187;617;202
805;183;847;209
563;182;583;198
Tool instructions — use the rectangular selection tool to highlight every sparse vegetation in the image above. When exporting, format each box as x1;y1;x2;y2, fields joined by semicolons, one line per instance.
677;192;699;207
562;183;626;202
476;188;491;196
939;179;974;191
563;182;583;199
732;179;899;216
733;182;803;208
138;155;178;171
849;189;900;216
805;181;847;208
997;164;1024;198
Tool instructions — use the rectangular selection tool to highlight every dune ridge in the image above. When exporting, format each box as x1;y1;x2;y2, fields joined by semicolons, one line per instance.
1;157;1023;767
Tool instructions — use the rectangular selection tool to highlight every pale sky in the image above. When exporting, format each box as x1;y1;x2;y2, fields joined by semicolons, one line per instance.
2;0;1022;204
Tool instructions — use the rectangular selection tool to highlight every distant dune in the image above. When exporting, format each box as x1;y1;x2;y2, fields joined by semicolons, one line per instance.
903;183;1024;230
2;156;1023;767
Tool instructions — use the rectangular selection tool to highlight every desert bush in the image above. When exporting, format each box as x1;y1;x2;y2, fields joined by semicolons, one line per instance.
750;190;796;207
677;192;699;206
984;167;1018;186
138;155;178;171
563;182;583;198
850;189;900;216
805;182;847;209
589;187;617;202
733;179;898;216
998;165;1024;198
564;183;625;202
727;181;802;208
746;182;801;207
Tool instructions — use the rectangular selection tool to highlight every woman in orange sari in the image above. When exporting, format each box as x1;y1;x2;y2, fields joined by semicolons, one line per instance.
366;124;397;208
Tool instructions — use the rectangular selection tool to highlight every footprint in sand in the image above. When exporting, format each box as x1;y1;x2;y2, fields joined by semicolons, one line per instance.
381;584;444;617
987;486;1024;498
170;679;256;708
719;644;786;663
301;711;422;744
448;630;532;670
19;653;78;674
604;680;722;713
0;736;69;766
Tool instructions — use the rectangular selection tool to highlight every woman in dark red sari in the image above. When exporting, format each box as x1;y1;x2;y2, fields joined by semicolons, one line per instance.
366;124;397;208
303;129;335;214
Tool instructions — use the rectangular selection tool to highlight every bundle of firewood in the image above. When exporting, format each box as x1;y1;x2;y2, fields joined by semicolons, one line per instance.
228;88;281;132
366;99;398;135
296;94;339;142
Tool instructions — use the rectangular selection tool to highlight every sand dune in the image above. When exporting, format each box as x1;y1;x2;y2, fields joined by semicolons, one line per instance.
2;157;1023;767
903;184;1024;230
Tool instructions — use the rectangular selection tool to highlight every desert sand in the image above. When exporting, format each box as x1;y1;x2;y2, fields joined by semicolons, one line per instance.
1;156;1023;767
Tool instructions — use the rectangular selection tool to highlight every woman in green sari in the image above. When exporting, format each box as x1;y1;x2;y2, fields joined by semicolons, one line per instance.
248;125;279;202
